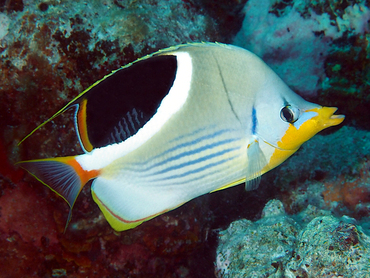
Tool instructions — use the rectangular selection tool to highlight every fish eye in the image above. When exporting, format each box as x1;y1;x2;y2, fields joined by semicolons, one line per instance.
280;105;299;123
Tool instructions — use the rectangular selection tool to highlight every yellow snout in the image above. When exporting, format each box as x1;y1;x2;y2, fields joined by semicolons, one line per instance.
264;106;345;173
277;106;345;151
310;106;345;130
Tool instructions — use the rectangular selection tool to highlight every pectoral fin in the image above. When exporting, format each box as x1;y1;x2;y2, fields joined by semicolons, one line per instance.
244;138;268;191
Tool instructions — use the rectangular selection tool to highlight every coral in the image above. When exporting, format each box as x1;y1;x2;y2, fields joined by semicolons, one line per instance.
285;216;370;277
0;0;24;13
216;200;370;277
0;12;10;39
322;158;370;213
0;181;59;248
233;0;334;97
182;0;248;42
319;33;370;128
216;200;299;277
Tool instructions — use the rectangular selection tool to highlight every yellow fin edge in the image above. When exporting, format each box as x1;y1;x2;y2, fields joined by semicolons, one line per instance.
91;190;160;231
91;189;190;231
210;178;246;193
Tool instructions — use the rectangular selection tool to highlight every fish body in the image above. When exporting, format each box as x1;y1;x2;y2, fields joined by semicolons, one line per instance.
19;43;344;231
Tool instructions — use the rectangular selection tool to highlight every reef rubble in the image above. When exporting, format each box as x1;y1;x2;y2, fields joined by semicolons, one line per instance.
216;199;370;277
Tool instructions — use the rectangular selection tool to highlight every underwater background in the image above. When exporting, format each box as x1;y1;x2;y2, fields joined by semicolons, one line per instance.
0;0;370;277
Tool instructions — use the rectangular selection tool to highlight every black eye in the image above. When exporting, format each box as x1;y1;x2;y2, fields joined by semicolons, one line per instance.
280;105;299;123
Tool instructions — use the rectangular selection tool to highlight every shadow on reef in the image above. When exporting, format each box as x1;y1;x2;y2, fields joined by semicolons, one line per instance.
0;0;24;13
182;0;248;42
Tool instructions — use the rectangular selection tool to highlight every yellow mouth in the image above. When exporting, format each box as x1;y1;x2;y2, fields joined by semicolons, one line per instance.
308;106;345;130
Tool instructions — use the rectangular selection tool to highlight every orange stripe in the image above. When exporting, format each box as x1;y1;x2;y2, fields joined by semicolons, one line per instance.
67;158;100;185
77;99;94;152
54;156;100;185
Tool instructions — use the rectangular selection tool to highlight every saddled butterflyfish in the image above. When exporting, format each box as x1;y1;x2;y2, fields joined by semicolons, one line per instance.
18;43;345;231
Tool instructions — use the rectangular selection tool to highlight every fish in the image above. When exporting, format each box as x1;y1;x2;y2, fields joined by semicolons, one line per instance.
18;43;345;231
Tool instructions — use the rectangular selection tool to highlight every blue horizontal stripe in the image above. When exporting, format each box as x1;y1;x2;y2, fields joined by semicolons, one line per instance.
145;137;239;173
151;146;239;177
159;127;234;157
127;127;238;171
159;168;222;186
154;152;239;181
151;155;241;186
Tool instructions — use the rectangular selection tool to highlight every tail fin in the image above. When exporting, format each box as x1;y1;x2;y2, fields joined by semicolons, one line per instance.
17;156;100;231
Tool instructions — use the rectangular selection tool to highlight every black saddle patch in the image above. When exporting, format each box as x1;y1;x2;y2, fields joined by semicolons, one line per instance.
76;54;178;148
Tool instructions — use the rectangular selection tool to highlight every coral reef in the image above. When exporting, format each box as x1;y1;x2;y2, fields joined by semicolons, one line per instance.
216;200;370;277
1;0;369;276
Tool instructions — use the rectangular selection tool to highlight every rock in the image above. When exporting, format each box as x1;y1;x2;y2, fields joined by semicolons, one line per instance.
216;200;370;277
286;216;370;277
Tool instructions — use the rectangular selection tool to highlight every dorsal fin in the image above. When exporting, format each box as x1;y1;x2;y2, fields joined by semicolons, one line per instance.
19;54;178;152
